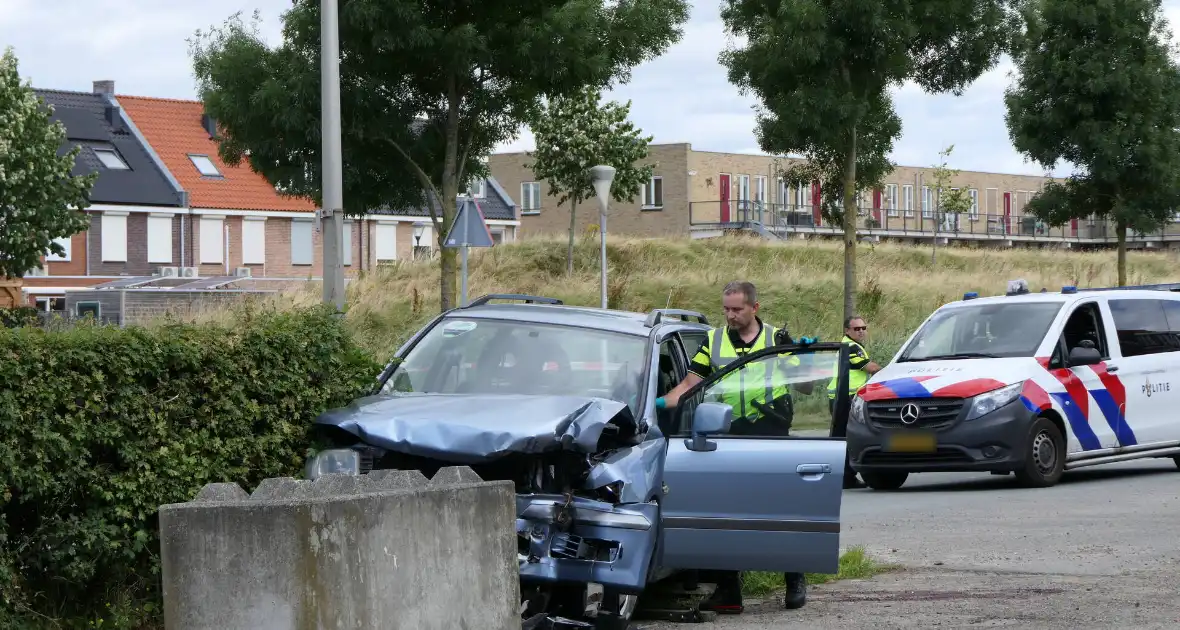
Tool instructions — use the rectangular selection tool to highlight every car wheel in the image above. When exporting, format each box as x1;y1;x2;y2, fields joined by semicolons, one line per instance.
860;470;908;490
1013;416;1065;488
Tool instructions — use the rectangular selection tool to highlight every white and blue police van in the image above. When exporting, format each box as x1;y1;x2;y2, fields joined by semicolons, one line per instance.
846;279;1180;490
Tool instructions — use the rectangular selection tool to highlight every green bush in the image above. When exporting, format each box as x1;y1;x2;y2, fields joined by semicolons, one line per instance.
0;307;39;329
0;305;381;628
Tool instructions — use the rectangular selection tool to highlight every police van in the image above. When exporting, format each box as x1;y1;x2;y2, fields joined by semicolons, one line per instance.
846;279;1180;490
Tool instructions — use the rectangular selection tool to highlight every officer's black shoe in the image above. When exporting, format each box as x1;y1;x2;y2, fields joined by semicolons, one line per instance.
783;572;807;609
699;581;744;615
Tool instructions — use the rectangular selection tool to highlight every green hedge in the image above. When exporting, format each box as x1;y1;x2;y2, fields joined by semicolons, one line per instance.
0;305;381;628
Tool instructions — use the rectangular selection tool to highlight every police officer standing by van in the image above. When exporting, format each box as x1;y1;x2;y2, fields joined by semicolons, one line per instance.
827;315;881;488
657;280;811;614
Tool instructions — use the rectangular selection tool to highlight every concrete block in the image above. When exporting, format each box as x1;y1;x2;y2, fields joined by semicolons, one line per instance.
159;468;520;630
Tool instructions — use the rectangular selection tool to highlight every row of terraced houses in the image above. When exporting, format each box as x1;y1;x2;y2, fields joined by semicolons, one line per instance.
27;81;1180;312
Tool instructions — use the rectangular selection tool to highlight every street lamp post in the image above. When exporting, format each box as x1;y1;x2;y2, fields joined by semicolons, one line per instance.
590;165;616;309
412;222;426;259
320;0;345;310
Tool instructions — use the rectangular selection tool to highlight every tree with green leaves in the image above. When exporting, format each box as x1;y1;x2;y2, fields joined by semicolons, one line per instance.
190;0;689;310
1004;0;1180;286
926;145;974;264
719;0;1016;321
527;88;654;276
0;47;94;280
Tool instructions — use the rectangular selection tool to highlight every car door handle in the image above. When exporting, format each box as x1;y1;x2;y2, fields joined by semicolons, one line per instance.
797;464;832;475
1105;363;1119;373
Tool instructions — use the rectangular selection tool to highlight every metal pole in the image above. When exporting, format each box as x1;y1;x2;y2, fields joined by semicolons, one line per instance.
460;246;469;307
600;208;608;309
321;0;345;310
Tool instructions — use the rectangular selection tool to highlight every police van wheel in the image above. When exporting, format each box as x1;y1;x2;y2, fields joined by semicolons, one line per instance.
1014;417;1065;488
860;471;909;490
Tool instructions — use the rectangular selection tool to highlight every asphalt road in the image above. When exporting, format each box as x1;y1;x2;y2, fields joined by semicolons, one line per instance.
643;459;1180;629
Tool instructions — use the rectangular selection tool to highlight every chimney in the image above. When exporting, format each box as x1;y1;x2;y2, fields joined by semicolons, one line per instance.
201;113;218;139
93;80;115;95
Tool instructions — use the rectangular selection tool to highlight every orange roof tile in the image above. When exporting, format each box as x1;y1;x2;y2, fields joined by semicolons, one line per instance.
117;95;317;212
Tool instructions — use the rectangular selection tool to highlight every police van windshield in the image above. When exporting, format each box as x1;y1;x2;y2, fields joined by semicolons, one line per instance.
897;301;1063;361
380;317;649;415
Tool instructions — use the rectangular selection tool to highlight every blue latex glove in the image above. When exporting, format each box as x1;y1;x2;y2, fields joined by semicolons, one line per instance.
655;397;667;409
798;335;819;345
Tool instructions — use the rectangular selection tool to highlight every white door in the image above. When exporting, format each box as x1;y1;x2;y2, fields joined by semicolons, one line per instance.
1105;297;1180;445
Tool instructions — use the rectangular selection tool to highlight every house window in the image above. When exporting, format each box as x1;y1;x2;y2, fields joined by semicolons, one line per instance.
735;175;750;204
374;222;398;262
754;175;767;204
466;178;486;198
777;178;789;206
93;148;129;170
242;217;266;265
968;188;979;219
491;229;505;246
147;215;173;263
342;220;353;266
45;236;72;262
101;212;127;262
291;219;314;265
641;176;664;208
902;184;914;217
885;184;899;217
794;184;811;210
188;154;222;177
521;182;541;213
922;186;933;218
200;216;224;264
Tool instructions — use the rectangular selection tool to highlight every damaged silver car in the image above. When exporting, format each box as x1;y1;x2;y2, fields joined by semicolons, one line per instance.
305;294;853;628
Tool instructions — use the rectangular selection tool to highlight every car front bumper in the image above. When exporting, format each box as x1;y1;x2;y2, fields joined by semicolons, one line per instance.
847;399;1035;473
516;494;659;593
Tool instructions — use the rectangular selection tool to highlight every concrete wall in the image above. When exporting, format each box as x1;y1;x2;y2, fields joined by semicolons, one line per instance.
158;467;520;630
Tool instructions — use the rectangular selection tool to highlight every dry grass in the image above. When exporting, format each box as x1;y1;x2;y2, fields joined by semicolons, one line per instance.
187;233;1180;362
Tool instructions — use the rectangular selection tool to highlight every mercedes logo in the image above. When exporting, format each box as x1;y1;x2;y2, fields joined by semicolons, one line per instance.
900;403;921;425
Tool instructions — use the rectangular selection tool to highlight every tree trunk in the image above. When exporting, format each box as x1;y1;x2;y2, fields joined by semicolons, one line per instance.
841;126;859;323
439;82;461;311
1117;217;1127;287
566;198;579;276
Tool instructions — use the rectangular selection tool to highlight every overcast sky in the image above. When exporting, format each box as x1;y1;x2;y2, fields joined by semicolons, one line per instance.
5;0;1180;178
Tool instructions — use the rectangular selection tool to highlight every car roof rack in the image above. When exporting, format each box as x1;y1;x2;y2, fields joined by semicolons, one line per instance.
644;308;710;327
1077;282;1180;293
464;293;564;307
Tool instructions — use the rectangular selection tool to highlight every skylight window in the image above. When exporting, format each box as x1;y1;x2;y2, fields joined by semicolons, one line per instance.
188;154;222;177
93;148;129;170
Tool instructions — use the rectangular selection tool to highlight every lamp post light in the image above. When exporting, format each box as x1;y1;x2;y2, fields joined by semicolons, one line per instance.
412;222;427;259
589;165;616;309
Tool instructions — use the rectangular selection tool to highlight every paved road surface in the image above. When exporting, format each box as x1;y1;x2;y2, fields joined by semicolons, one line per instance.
643;460;1180;629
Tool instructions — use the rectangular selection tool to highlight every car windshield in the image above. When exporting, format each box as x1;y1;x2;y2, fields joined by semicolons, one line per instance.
380;316;649;415
898;301;1063;361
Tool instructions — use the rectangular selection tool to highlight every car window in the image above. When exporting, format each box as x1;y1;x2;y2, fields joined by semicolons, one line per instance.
1108;298;1180;357
675;347;840;438
381;317;649;415
898;302;1063;361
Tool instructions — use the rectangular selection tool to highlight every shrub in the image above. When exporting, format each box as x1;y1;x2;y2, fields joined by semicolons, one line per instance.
0;307;39;329
0;305;381;627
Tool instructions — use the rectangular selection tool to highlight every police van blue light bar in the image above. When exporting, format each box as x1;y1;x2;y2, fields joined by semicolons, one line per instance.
1061;286;1077;294
963;292;979;300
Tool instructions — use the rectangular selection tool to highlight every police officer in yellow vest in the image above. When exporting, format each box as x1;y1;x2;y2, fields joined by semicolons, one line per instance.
657;281;813;614
827;315;881;488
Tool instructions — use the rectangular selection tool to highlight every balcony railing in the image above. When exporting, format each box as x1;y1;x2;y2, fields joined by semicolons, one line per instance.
688;201;1180;242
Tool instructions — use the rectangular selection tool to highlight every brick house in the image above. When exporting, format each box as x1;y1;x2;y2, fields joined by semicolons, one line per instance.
490;143;1180;249
24;82;186;309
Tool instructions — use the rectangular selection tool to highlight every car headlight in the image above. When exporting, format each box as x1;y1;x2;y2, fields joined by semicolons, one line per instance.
850;395;866;424
965;382;1023;421
305;448;361;480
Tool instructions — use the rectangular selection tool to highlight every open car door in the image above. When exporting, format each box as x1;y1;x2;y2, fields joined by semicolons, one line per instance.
658;342;852;574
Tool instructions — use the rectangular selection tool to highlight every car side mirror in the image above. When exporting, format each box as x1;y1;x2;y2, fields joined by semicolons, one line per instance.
1068;345;1102;366
685;402;733;452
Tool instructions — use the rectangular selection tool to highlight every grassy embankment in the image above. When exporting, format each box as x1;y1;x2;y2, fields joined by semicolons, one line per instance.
193;233;1180;431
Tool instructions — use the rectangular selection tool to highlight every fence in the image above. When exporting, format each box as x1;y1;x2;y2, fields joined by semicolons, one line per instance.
688;201;1180;244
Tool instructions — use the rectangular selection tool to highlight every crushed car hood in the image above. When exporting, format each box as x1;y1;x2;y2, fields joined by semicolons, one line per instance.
314;393;636;464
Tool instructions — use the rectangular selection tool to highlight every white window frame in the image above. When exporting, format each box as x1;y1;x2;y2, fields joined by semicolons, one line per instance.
521;182;541;214
777;177;789;207
753;175;767;204
902;184;914;217
93;148;129;170
101;211;128;262
241;216;267;265
795;184;811;211
147;214;174;264
968;188;979;219
885;184;899;217
465;178;486;198
199;216;225;264
188;154;222;177
45;236;72;262
290;218;314;266
735;175;751;203
922;186;933;218
641;176;664;208
375;221;398;262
